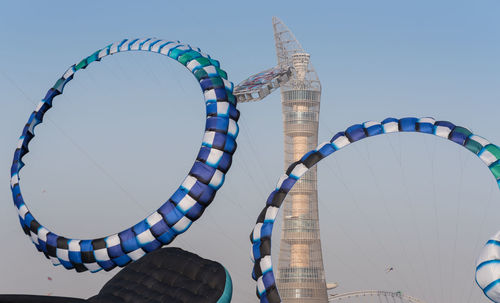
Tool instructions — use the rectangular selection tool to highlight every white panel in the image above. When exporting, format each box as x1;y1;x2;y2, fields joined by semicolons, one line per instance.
85;262;102;272
470;135;491;147
68;239;81;252
136;230;155;245
159;42;182;55
186;59;202;72
209;170;224;189
140;39;158;51
206;149;224;166
181;176;197;191
217;102;229;115
253;223;263;241
109;42;120;54
477;245;500;268
177;194;197;213
383;121;398;133
38;227;50;242
150;40;165;53
94;248;110;261
202;131;215;146
172;217;192;233
223;79;233;92
63;67;75;79
105;234;121;248
257;276;265;295
265;207;279;222
18;204;28;220
332;136;350;149
476;262;500;288
435;125;452;138
228;119;238;137
419;117;436;124
487;284;500;302
56;249;69;262
480;150;498;166
363;121;380;128
204;66;217;76
130;38;148;51
260;255;272;273
98;48;108;60
204;89;217;101
10;174;19;187
35;101;44;112
275;174;288;189
119;39;131;52
290;163;308;179
146;212;163;227
127;248;146;261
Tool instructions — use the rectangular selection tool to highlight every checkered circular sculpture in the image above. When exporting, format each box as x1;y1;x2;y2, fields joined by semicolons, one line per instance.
249;117;500;303
10;38;239;273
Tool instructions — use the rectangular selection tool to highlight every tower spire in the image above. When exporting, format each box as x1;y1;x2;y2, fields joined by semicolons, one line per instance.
273;17;328;302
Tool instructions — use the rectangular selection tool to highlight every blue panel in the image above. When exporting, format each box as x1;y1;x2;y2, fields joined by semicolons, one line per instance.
190;162;215;184
330;132;346;143
417;121;434;134
260;222;273;238
318;143;335;157
262;271;275;288
185;202;204;220
157;228;176;244
224;136;236;153
365;124;383;136
118;229;139;253
163;203;184;226
170;188;187;205
79;240;93;252
218;152;232;173
97;260;115;271
252;242;261;260
381;117;398;125
68;251;82;264
60;260;74;269
280;177;297;193
112;254;132;267
214;87;228;100
132;220;149;235
107;245;124;258
141;239;162;252
345;124;366;142
435;120;456;130
399;117;418;132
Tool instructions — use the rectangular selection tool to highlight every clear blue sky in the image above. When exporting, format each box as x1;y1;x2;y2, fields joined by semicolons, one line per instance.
0;1;499;302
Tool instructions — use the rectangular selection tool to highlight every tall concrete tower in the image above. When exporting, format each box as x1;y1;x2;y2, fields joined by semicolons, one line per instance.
273;17;328;302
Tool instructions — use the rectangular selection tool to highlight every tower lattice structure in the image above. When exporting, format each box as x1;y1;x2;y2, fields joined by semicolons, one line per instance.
273;17;328;302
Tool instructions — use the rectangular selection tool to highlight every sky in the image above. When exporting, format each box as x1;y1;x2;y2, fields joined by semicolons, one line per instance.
0;1;499;302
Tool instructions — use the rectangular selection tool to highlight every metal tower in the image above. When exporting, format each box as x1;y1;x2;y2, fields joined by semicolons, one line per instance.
273;17;328;302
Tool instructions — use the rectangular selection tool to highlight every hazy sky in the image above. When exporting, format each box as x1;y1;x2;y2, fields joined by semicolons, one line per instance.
0;1;499;302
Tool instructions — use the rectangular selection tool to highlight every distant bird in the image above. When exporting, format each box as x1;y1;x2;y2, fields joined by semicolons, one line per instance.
385;267;394;273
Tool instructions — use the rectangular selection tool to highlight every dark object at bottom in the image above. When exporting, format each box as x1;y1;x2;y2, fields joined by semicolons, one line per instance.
0;247;232;303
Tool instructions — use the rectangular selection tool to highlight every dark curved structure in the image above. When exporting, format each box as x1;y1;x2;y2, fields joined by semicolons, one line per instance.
0;247;232;303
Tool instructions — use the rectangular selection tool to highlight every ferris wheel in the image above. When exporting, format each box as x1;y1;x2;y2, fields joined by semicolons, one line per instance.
328;290;424;303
